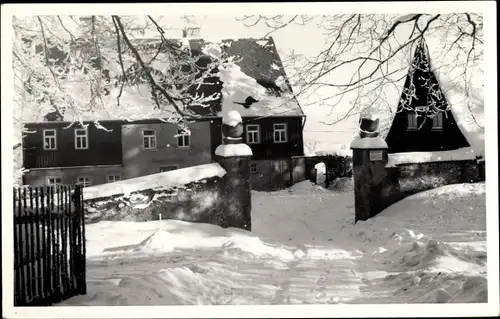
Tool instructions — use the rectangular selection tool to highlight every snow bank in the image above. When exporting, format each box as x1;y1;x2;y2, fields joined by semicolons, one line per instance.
88;219;296;261
350;137;388;149
62;176;486;306
386;147;478;167
83;163;226;200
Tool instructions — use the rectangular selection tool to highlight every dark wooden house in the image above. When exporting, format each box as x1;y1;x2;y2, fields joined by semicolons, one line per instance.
385;40;470;153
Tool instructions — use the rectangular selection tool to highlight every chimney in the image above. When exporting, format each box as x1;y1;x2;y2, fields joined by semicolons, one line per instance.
182;27;201;38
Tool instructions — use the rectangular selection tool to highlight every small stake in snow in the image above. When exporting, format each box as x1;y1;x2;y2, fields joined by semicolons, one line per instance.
159;213;162;231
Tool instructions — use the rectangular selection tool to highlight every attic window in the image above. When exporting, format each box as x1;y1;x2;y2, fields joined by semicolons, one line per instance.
432;112;444;130
407;113;418;131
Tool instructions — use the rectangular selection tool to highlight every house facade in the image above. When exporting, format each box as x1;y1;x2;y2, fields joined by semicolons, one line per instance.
22;115;305;191
21;35;306;191
242;116;305;190
22;118;220;187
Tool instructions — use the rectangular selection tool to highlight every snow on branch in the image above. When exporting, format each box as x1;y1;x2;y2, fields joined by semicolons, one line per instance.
13;15;233;133
237;13;483;134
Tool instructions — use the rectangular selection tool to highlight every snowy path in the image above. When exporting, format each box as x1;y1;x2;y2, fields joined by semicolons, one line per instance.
59;181;487;305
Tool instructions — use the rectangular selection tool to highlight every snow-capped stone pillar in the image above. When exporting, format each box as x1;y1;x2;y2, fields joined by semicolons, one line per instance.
350;117;389;223
215;110;253;231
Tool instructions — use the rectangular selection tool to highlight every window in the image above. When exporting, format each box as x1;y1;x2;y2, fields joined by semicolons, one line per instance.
142;129;157;149
246;124;260;144
160;166;178;173
46;176;62;186
107;175;121;183
250;163;258;174
407;113;418;130
432;112;444;130
43;129;57;150
76;176;92;187
177;129;190;148
74;128;89;149
273;123;288;143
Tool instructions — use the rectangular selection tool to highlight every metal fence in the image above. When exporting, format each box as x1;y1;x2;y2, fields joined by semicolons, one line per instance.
13;185;86;306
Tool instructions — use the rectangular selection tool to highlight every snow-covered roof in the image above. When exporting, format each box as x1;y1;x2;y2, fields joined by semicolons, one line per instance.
22;37;304;125
369;36;484;158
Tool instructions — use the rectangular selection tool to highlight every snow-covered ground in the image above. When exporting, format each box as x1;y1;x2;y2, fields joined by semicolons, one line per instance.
58;181;487;306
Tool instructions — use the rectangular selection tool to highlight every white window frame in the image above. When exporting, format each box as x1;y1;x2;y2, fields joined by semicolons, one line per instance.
76;176;92;188
273;123;288;143
142;129;157;150
432;112;444;130
407;113;418;130
74;128;89;150
46;176;62;186
250;163;258;174
43;129;57;150
107;175;121;183
246;124;261;144
177;129;191;148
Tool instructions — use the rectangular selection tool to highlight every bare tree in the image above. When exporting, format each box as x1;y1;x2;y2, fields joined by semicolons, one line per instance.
12;15;225;134
12;15;226;184
237;14;484;129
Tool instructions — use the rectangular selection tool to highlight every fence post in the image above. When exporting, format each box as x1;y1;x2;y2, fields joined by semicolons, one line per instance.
73;185;87;295
350;117;389;223
215;110;253;231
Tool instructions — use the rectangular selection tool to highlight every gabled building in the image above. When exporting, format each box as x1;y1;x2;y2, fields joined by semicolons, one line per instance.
360;36;485;160
21;35;306;191
384;39;471;153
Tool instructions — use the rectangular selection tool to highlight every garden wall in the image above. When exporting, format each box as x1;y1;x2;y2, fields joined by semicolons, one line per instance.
82;161;252;230
84;175;225;225
380;159;485;212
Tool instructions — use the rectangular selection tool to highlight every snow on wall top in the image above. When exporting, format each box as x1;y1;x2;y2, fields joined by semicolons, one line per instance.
385;146;478;167
83;163;226;201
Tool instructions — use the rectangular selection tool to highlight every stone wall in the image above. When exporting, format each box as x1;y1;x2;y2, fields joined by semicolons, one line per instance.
380;160;485;212
350;126;485;223
84;110;254;231
84;175;225;225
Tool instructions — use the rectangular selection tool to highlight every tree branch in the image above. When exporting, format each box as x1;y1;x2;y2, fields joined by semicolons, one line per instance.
112;15;188;117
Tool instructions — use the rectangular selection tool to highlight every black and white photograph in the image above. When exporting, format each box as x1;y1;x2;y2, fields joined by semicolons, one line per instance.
2;2;498;318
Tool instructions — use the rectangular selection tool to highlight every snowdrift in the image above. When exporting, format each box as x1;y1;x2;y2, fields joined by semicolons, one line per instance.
61;179;486;306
